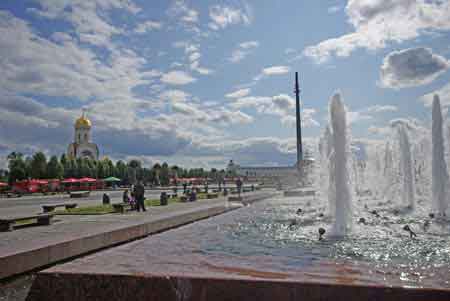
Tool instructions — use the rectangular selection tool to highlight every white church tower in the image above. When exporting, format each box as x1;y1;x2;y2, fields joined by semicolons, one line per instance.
67;110;99;160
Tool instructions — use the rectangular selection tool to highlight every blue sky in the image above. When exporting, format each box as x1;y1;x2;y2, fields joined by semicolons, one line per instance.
1;0;450;168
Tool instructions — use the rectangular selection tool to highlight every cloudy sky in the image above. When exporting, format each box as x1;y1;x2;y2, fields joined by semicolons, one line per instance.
0;0;450;169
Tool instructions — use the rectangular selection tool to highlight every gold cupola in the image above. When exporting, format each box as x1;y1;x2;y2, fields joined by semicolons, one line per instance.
75;110;91;128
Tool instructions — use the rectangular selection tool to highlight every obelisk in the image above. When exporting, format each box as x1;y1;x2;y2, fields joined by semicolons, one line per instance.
295;72;303;168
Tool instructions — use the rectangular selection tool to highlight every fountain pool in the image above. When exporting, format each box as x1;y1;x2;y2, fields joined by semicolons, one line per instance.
29;195;450;294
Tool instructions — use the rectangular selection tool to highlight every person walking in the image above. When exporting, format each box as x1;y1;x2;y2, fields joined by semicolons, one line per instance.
123;189;130;203
102;193;110;205
133;180;146;212
236;177;243;198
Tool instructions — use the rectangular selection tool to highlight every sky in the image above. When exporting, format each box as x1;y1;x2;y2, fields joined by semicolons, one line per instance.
0;0;450;169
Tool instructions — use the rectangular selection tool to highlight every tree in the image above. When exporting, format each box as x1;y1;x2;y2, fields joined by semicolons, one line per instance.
160;162;170;186
115;160;128;184
7;152;27;184
47;156;63;179
30;152;47;179
128;159;142;184
152;163;161;186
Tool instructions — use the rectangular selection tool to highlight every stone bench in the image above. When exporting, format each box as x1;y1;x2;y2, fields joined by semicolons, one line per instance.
0;214;53;232
228;196;243;202
112;203;132;214
70;191;90;198
42;203;78;213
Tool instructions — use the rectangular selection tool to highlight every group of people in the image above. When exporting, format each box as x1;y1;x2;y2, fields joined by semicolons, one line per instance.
122;180;146;212
117;177;246;212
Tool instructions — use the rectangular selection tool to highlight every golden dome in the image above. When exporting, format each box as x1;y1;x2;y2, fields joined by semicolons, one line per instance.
75;113;91;128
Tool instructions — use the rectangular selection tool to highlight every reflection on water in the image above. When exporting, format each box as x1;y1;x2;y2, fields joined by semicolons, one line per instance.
154;195;450;289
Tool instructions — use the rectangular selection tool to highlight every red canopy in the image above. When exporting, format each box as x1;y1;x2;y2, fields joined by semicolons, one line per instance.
61;178;80;183
79;177;97;183
32;179;49;185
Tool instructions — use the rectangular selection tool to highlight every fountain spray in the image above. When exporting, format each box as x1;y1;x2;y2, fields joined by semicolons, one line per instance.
397;124;415;209
329;93;352;236
432;94;449;216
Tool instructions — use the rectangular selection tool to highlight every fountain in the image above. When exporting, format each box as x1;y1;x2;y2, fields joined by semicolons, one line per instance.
329;93;352;236
432;94;449;216
397;123;415;209
26;92;450;301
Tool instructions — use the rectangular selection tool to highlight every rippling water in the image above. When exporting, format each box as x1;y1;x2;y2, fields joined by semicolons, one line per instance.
155;194;450;288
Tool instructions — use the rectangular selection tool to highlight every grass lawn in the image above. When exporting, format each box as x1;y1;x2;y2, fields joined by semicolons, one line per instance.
14;218;38;226
54;204;115;215
52;192;220;215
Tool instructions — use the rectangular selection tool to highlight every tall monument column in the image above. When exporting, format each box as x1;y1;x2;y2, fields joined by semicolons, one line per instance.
295;72;303;168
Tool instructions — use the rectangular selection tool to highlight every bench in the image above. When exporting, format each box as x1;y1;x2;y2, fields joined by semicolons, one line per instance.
42;203;78;213
206;193;219;199
0;214;53;232
228;196;243;202
180;196;188;202
70;191;90;198
112;203;132;214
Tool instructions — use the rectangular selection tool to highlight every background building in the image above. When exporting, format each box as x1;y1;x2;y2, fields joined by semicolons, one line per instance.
67;111;99;160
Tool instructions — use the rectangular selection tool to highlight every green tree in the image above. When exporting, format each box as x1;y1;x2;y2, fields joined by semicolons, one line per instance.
128;159;142;184
159;162;170;186
30;152;47;179
152;163;161;186
7;152;27;184
47;156;64;179
115;160;128;184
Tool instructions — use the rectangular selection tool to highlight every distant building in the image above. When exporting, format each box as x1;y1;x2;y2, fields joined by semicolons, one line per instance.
67;111;99;160
226;160;299;178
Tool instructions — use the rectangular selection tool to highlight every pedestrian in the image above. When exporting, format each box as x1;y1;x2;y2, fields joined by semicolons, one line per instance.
236;177;243;197
123;189;130;203
102;193;110;205
189;190;197;202
133;180;146;212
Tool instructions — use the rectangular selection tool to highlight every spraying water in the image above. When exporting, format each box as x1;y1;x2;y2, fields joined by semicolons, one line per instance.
329;93;352;236
318;126;335;215
432;94;449;216
397;124;415;209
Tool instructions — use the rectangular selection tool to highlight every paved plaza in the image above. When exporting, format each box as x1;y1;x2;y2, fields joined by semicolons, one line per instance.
0;190;276;279
0;189;166;218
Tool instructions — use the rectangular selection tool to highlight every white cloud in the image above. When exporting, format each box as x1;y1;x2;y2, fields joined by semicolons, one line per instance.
173;41;213;75
366;105;398;113
0;11;153;103
304;0;450;63
30;0;141;49
328;5;341;14
262;66;291;76
209;109;254;125
230;94;319;128
347;111;373;124
368;125;392;136
239;41;259;49
208;4;252;30
228;40;259;63
134;21;162;33
189;52;201;62
160;71;196;85
159;90;190;103
422;82;450;107
168;0;199;24
226;88;251;99
380;47;449;89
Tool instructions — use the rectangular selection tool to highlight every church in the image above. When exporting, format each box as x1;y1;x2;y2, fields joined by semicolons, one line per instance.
67;110;99;160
